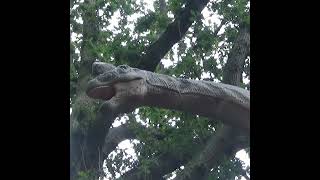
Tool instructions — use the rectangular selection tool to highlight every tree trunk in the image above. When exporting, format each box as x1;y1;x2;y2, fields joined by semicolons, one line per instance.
70;0;101;179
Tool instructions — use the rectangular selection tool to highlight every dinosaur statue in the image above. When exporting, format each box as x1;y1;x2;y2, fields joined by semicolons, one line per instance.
86;62;250;135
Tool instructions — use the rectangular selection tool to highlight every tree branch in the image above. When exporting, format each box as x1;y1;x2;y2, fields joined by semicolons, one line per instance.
118;129;248;180
70;0;100;178
119;137;210;180
223;24;250;86
239;167;250;180
120;152;184;180
173;126;248;180
103;123;168;159
137;0;210;71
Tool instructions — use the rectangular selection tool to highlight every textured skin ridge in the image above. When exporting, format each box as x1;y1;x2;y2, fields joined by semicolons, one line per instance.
144;70;249;108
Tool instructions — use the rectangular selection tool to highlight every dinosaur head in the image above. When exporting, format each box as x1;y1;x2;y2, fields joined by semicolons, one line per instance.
86;62;145;101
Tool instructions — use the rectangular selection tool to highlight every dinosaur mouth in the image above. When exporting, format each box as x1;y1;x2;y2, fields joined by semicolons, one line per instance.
87;85;115;100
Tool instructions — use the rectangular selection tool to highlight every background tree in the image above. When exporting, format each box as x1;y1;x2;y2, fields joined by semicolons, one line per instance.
70;0;250;179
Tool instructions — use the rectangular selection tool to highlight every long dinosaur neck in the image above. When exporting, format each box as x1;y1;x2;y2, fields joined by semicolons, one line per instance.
142;71;250;134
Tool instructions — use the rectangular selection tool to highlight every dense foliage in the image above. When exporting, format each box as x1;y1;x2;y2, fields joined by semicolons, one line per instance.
70;0;250;179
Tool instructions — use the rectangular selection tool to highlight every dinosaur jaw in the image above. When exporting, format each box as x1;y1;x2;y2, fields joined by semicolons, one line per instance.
87;85;115;100
86;75;144;100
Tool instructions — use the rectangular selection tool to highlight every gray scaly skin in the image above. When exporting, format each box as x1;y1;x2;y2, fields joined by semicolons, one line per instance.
86;62;250;135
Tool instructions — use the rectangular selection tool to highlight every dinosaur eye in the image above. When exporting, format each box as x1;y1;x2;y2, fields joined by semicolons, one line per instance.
118;65;129;69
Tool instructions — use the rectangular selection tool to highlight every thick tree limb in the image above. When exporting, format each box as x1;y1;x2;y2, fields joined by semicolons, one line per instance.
119;152;185;180
117;129;248;180
137;0;210;71
103;124;136;158
77;0;100;91
118;136;210;180
240;167;250;180
102;122;186;180
70;101;119;178
223;24;250;86
70;0;100;179
103;123;168;159
173;126;248;180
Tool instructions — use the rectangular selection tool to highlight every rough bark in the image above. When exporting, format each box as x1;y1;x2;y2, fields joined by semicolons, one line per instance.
223;24;250;86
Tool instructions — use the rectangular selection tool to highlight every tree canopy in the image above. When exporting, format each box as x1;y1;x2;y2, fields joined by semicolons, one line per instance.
70;0;250;179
